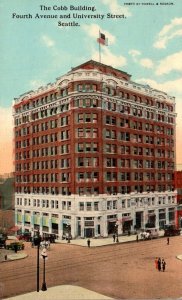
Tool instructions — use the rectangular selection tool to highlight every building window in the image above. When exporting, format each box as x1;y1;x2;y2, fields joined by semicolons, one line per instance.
78;114;84;123
62;201;66;210
78;143;84;152
86;202;92;211
94;202;99;211
79;202;84;211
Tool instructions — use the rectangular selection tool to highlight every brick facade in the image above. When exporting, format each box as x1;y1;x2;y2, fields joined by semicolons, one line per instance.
13;60;177;238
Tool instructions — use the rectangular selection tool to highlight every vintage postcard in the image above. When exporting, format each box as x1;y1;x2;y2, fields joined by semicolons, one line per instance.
0;0;182;299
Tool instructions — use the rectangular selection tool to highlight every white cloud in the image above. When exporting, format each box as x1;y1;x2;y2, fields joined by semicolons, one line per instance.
29;80;46;90
82;24;116;45
139;58;154;69
92;47;127;68
129;49;141;58
154;17;182;49
129;49;153;69
156;51;182;75
101;0;132;17
41;35;55;47
136;77;182;95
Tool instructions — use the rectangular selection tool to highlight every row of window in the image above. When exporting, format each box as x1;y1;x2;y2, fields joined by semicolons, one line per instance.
15;156;175;173
15;186;70;195
15;182;175;195
15;145;174;162
14;103;68;126
15;78;174;114
15;156;175;172
15;170;174;183
15;132;174;149
15;97;175;127
16;194;175;211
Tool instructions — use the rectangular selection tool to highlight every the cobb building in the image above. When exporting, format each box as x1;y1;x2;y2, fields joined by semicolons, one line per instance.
13;60;177;238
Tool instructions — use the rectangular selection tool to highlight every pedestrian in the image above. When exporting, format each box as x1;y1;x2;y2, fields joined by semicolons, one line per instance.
87;238;91;248
155;257;158;270
158;257;161;271
161;258;166;272
167;237;169;245
14;243;18;253
136;234;139;242
113;233;116;242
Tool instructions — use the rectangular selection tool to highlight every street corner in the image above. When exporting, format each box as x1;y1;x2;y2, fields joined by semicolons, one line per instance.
1;251;28;263
176;254;182;261
4;285;114;300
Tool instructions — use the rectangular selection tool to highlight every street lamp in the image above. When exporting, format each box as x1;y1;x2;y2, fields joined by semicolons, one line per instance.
33;231;41;292
41;248;48;291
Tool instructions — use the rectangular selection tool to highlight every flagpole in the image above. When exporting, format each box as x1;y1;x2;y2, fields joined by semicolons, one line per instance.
99;30;101;63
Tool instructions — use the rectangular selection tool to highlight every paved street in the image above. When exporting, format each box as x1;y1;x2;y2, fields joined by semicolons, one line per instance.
1;236;182;299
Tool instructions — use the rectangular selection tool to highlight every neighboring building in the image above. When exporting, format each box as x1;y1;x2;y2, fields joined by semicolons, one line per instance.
0;174;15;231
174;170;182;228
13;60;177;238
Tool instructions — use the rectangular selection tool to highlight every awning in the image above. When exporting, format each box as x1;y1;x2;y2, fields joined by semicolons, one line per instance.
8;226;20;232
122;217;132;222
148;213;156;216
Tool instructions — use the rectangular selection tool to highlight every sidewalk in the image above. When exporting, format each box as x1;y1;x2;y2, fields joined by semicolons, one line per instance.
56;235;137;247
56;231;165;247
5;285;114;300
0;251;28;263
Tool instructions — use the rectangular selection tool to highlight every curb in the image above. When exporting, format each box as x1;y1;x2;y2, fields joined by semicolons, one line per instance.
1;252;28;263
176;255;182;261
56;235;165;248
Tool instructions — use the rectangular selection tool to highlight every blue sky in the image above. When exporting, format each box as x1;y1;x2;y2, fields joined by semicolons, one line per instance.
0;0;182;173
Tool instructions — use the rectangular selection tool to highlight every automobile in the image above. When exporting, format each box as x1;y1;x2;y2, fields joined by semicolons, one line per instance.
140;228;159;240
17;232;31;242
6;241;25;251
62;233;72;240
0;233;7;248
146;228;159;239
164;225;180;237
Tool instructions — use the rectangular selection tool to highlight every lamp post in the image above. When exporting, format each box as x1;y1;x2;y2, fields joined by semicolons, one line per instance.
33;231;41;292
41;248;48;291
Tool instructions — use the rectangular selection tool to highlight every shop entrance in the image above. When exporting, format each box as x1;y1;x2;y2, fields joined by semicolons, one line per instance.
52;223;58;235
135;212;143;229
146;215;156;228
159;220;166;229
84;228;94;238
107;221;116;234
123;221;132;233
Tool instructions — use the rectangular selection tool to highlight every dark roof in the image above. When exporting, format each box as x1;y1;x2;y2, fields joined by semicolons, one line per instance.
71;60;131;79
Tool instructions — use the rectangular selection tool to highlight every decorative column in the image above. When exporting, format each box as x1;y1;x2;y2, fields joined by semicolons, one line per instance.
94;217;99;237
21;210;25;232
39;213;43;236
49;214;52;234
131;207;136;232
81;217;85;238
101;214;108;237
155;209;159;229
165;207;169;225
31;212;34;232
117;213;123;235
59;217;63;240
71;216;76;238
